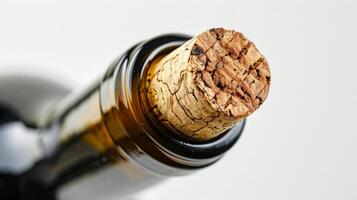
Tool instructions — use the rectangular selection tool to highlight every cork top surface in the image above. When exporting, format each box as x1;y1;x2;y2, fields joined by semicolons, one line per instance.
191;28;270;119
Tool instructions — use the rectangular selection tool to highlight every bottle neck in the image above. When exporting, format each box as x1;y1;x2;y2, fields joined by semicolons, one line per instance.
37;34;245;186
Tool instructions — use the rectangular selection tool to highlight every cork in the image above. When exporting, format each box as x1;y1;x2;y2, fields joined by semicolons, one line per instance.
146;28;270;141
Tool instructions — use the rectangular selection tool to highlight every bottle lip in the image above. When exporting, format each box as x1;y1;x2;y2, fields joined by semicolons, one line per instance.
102;34;245;172
129;34;245;157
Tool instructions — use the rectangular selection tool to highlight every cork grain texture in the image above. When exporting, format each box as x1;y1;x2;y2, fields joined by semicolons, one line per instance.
147;28;270;141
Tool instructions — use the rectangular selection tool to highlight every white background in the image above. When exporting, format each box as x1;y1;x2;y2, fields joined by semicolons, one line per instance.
1;0;356;199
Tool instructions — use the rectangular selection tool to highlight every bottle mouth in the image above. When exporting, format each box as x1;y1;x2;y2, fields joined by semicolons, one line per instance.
102;34;245;172
130;34;246;158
